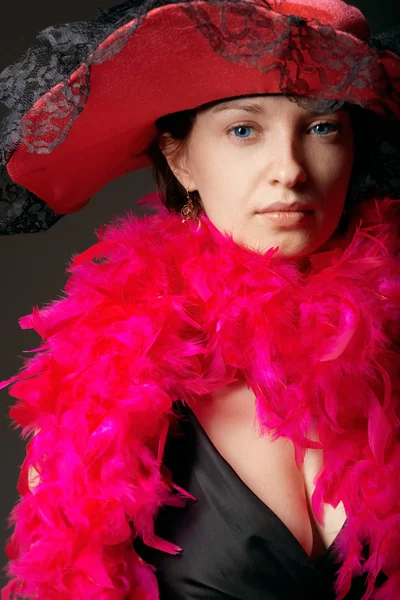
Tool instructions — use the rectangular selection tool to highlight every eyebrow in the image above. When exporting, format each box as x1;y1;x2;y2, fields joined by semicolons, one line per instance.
211;98;335;117
211;99;266;115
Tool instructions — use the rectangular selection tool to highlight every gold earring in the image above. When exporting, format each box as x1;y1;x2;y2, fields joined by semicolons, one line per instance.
181;189;202;229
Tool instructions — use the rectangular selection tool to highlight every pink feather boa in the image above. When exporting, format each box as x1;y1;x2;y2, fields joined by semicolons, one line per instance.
2;193;400;600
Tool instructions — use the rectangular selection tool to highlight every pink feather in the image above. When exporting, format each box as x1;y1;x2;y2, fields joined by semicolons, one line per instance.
1;194;400;599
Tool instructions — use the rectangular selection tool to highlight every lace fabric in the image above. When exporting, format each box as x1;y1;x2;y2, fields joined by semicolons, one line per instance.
0;0;399;234
0;165;63;234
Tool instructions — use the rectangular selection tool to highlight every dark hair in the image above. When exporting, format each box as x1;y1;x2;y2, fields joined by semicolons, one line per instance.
139;94;380;225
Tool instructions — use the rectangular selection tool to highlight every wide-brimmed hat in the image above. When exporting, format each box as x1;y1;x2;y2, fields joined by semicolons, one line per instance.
0;0;399;234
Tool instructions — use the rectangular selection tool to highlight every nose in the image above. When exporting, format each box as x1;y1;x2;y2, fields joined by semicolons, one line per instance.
267;136;307;188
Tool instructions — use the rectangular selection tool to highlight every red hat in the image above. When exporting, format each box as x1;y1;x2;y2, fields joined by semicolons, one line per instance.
0;0;399;231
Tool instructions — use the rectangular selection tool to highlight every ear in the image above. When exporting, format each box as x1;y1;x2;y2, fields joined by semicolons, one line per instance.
158;133;196;192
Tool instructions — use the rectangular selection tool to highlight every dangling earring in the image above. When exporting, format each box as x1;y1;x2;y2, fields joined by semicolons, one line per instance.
181;189;195;222
181;188;202;229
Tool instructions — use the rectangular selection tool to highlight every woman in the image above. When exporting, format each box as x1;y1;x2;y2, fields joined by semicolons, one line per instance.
0;1;399;599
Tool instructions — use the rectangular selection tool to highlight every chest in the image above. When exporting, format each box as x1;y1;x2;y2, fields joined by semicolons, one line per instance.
190;379;347;561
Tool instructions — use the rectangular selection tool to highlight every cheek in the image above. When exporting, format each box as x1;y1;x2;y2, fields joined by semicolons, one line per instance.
191;144;225;190
311;147;353;198
192;154;247;211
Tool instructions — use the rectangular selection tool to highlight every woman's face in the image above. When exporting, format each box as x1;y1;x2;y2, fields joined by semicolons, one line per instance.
165;95;354;258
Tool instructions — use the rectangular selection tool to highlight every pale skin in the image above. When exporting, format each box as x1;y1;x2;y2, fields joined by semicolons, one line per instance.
161;94;354;558
161;94;354;261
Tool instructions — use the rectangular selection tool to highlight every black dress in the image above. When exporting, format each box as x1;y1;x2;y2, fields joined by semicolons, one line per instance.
136;402;387;599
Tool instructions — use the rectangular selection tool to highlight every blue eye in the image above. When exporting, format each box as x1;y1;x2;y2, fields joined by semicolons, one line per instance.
227;122;339;142
229;125;255;140
312;122;339;136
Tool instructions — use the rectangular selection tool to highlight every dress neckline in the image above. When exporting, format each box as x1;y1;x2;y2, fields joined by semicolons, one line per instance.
180;401;347;568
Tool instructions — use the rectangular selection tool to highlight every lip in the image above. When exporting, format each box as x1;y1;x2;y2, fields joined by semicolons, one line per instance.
257;202;316;213
258;210;314;227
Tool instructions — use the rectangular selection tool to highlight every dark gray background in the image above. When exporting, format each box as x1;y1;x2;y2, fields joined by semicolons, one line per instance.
1;0;399;588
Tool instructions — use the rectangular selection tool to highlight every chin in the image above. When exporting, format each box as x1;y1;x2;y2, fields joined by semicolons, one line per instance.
250;235;318;258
